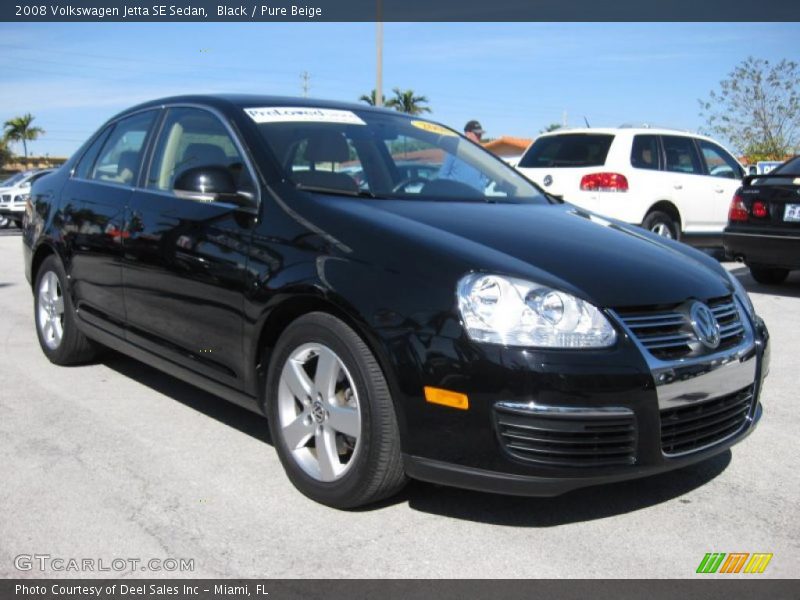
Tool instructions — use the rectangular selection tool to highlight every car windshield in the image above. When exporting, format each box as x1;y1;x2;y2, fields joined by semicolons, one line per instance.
0;172;27;187
246;106;548;204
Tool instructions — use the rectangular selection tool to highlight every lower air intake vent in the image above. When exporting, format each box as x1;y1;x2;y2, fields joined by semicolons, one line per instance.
494;404;637;468
660;386;754;456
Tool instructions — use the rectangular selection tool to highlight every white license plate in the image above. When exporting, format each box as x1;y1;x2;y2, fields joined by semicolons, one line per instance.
784;204;800;222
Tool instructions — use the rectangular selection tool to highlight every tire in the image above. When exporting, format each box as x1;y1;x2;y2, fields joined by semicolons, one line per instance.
749;266;789;285
34;255;98;365
265;312;407;508
642;210;680;240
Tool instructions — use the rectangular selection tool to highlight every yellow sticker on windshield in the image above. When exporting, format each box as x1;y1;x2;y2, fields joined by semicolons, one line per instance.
411;120;457;136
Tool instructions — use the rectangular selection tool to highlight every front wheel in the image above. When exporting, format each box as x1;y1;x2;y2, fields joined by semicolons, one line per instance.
34;255;97;365
642;211;679;240
749;266;789;285
265;312;407;509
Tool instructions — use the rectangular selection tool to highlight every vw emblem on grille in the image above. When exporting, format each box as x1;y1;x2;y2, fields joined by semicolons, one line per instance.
689;302;721;349
543;174;553;187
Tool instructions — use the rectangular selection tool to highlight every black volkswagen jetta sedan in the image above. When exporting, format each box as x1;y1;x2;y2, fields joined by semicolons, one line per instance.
23;95;769;508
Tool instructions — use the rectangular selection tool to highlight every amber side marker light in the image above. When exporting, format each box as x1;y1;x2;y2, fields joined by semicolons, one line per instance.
424;386;469;410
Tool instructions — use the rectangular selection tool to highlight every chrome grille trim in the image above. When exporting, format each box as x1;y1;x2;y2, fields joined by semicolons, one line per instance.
612;295;746;361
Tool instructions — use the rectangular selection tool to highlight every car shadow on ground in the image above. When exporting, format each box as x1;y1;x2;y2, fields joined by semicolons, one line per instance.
726;264;800;299
99;348;732;526
101;350;273;445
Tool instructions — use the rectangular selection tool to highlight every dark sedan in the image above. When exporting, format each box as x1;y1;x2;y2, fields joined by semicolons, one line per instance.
23;95;769;508
725;156;800;284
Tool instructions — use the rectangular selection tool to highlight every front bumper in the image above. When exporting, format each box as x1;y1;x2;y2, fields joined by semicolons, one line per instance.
399;308;769;497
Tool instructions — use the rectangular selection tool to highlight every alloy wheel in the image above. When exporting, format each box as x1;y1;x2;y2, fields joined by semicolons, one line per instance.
277;343;362;482
37;271;65;350
651;222;674;238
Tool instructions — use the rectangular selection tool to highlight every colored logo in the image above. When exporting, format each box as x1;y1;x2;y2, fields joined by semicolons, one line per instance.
696;552;773;574
689;302;721;349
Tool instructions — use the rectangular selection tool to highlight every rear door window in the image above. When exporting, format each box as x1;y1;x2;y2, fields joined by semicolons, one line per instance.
74;126;113;180
90;110;157;186
518;134;614;168
630;135;661;170
661;135;703;175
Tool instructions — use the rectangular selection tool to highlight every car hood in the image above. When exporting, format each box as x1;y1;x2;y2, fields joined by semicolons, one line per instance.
303;197;732;309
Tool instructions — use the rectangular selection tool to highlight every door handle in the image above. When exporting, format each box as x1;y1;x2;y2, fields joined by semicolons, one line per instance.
715;188;725;193
673;184;683;190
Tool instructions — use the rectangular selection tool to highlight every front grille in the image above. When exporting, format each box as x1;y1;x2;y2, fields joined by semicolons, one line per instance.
660;386;754;455
494;405;637;468
1;194;10;203
615;295;745;360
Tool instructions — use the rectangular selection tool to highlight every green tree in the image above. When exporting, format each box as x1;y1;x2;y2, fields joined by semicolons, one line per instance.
386;88;431;115
540;123;562;133
358;89;387;106
3;113;45;160
699;57;800;161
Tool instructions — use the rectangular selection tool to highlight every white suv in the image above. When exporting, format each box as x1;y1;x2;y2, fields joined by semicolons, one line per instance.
0;169;54;228
515;127;744;246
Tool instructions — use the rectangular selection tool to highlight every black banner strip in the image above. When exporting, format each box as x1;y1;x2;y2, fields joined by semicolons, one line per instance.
2;579;799;600
3;0;800;22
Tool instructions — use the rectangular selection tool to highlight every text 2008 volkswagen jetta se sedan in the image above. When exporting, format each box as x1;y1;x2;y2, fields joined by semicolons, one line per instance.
23;95;769;508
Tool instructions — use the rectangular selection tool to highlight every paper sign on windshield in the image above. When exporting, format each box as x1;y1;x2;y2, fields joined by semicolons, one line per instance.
245;107;366;125
411;120;457;136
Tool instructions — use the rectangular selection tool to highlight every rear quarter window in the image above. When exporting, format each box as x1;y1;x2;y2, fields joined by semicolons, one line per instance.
518;134;614;168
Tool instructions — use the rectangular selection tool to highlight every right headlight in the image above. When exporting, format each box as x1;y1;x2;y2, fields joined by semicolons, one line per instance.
456;273;617;348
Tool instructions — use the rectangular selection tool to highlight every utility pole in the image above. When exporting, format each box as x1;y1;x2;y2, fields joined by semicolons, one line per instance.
300;71;310;98
375;0;383;107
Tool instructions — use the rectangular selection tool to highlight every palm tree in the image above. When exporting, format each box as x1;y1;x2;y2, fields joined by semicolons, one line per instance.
358;89;387;106
386;88;431;115
4;113;45;160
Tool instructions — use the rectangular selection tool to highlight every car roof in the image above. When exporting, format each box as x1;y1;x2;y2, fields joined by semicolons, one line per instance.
535;126;715;140
117;93;406;120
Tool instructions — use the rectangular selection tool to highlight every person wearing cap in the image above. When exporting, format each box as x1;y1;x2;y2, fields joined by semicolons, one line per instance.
464;120;485;143
438;119;489;192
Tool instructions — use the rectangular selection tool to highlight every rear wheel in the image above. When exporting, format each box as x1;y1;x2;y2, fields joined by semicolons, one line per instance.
642;210;679;240
265;312;407;509
34;255;97;365
749;266;789;285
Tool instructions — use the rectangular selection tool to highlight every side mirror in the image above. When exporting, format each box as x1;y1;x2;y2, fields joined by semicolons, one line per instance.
173;166;255;211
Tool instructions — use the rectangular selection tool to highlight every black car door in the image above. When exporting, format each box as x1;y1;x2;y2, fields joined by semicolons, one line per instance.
123;106;258;390
61;110;159;338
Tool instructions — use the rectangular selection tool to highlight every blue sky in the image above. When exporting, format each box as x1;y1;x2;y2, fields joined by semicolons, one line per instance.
1;22;797;157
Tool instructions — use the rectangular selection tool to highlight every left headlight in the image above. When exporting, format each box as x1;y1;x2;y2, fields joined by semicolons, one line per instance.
456;273;617;348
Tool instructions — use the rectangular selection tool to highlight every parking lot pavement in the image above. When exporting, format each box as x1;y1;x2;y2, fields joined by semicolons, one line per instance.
0;233;797;579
